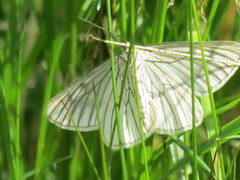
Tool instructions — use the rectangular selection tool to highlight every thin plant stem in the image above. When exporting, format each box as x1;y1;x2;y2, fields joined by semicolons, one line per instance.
120;0;127;37
188;1;198;179
151;0;168;43
191;0;225;178
93;86;109;180
203;0;220;40
0;81;16;179
35;36;65;179
129;0;150;179
106;0;128;179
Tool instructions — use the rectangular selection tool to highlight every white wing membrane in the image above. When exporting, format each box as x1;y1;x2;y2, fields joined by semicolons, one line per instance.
48;60;111;130
137;59;203;133
144;41;240;95
48;41;240;149
135;41;240;134
48;54;156;149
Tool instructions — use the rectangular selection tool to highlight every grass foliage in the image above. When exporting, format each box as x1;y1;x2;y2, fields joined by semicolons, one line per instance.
1;0;240;179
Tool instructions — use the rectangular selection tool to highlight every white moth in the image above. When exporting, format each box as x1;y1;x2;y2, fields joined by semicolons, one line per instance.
47;41;240;149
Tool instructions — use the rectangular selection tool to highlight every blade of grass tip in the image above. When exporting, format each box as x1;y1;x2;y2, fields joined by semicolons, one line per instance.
203;0;220;40
188;1;198;178
120;0;127;37
0;80;16;179
35;35;65;179
105;0;128;179
92;84;109;180
151;0;168;44
129;1;149;180
60;100;101;180
191;1;225;178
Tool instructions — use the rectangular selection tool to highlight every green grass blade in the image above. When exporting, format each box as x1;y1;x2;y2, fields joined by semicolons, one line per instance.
151;0;168;43
93;87;109;180
191;0;225;178
203;0;220;40
188;1;199;178
106;0;128;179
0;80;16;179
35;35;65;179
129;1;150;179
120;0;127;37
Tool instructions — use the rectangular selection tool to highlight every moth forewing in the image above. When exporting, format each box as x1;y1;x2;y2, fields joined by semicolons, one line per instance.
47;41;240;149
